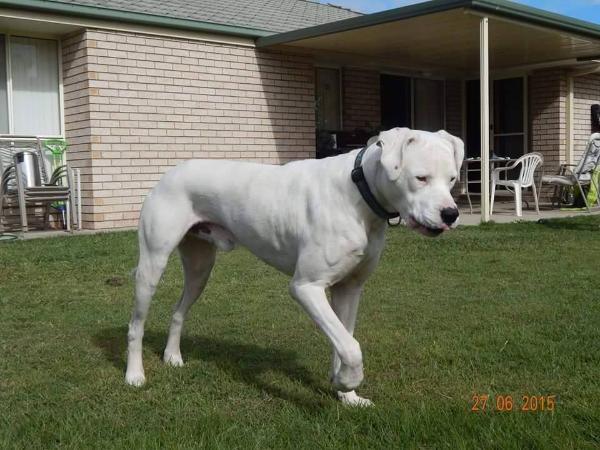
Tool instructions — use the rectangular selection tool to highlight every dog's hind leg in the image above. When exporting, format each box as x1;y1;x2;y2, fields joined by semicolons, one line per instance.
126;201;193;386
126;241;171;386
163;234;216;366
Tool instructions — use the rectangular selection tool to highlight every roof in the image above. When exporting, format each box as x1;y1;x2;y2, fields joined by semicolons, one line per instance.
255;0;600;74
257;0;600;46
1;0;361;36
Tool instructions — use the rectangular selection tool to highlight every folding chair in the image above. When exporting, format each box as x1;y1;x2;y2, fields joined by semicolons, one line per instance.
0;137;76;232
538;133;600;212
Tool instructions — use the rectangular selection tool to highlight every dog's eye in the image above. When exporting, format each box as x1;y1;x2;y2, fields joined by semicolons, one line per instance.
450;177;456;183
416;176;427;183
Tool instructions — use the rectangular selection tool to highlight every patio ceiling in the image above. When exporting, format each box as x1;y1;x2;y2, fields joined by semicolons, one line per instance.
258;0;600;223
257;0;600;74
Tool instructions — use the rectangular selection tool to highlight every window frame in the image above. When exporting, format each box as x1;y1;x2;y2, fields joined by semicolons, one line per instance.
412;77;446;132
1;33;64;138
315;65;343;132
462;72;528;158
379;71;447;131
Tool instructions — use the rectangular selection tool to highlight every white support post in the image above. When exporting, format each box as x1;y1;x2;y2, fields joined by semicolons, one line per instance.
480;17;491;222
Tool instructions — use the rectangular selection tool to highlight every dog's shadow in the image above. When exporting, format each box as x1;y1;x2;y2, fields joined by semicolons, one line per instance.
93;327;331;410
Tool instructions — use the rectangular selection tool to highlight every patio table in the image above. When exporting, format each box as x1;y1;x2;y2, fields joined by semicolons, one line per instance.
461;157;518;214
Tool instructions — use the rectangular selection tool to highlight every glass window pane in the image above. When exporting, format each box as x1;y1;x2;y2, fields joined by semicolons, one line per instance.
380;74;411;129
465;79;481;158
315;68;340;131
414;78;444;132
494;135;524;159
0;35;8;133
493;78;524;134
10;36;60;136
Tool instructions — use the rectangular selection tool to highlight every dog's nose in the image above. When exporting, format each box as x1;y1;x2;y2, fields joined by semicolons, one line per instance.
440;207;459;226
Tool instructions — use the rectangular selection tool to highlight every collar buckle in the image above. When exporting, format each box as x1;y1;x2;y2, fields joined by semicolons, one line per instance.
350;166;365;183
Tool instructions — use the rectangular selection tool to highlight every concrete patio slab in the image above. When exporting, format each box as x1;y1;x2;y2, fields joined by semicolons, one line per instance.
458;200;600;225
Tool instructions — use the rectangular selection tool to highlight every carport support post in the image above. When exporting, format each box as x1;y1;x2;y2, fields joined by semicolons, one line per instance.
480;16;491;222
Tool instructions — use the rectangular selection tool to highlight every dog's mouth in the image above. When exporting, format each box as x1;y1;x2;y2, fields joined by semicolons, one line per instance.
406;216;447;237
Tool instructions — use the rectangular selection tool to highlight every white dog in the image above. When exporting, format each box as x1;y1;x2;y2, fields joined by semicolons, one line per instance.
125;127;464;406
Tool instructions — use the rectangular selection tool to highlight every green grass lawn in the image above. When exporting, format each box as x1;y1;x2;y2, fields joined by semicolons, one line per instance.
1;216;599;449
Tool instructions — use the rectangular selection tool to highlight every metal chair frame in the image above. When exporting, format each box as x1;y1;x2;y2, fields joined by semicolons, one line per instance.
538;133;600;213
0;137;78;233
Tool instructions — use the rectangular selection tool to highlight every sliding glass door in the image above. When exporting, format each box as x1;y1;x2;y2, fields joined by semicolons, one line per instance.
466;76;526;159
380;74;411;130
380;74;444;132
492;77;526;159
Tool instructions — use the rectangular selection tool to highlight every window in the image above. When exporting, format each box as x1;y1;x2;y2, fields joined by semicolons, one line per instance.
315;68;341;131
381;74;411;130
0;35;61;136
380;75;445;132
492;77;525;159
414;78;444;132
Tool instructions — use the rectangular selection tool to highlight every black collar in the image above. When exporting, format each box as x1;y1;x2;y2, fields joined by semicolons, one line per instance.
351;146;400;221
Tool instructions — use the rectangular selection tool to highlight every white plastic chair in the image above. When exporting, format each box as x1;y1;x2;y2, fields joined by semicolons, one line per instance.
490;152;543;217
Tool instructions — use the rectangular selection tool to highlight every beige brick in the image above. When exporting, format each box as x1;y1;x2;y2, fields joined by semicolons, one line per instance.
44;29;319;230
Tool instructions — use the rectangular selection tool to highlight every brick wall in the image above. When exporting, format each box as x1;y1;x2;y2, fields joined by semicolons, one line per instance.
573;73;600;161
529;69;567;167
63;29;315;230
62;30;96;230
342;68;380;131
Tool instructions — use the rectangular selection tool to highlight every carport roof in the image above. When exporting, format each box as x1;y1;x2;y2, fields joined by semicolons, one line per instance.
257;0;600;72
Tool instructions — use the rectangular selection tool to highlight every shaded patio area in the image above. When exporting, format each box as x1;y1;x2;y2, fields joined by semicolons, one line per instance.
258;0;600;224
457;198;600;225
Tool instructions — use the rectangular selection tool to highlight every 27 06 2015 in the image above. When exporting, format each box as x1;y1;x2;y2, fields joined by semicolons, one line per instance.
471;394;556;412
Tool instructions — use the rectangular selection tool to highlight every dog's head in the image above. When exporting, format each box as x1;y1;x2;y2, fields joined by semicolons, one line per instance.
373;127;464;237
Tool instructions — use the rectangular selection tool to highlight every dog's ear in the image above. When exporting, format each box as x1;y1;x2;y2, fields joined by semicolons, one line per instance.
366;135;379;147
437;130;465;181
376;127;412;181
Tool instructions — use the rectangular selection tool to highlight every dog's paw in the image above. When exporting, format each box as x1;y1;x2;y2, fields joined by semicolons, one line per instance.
163;352;184;367
337;390;374;407
125;371;146;387
332;363;364;391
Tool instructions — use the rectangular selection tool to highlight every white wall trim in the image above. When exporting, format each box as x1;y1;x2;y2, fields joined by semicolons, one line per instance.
4;34;12;134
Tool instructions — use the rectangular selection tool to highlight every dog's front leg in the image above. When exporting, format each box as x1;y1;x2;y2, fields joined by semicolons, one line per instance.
289;281;364;392
329;281;373;407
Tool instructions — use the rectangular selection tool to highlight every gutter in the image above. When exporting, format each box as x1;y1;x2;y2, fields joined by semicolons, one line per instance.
469;0;600;42
0;0;274;38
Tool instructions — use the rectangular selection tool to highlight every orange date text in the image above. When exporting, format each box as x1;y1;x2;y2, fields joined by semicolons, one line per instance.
471;394;556;412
